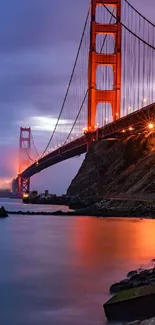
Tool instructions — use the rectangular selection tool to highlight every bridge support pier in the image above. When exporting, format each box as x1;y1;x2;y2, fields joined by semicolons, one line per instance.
88;0;121;130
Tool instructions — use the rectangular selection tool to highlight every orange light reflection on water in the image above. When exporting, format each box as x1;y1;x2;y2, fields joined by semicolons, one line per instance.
71;217;155;270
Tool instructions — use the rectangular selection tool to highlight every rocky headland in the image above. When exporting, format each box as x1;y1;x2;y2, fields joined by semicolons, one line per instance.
65;134;155;217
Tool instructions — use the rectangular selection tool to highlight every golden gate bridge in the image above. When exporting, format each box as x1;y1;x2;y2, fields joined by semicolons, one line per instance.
12;0;155;195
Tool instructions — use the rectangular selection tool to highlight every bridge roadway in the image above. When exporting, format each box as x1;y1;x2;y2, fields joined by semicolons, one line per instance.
19;102;155;179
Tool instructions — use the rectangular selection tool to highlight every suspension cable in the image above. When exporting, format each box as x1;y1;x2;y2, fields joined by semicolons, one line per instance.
23;142;34;163
63;90;89;145
38;2;91;157
124;0;155;28
30;131;39;157
101;2;155;50
63;8;115;145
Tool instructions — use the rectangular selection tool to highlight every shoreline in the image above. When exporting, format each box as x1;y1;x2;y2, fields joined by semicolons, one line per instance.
3;197;155;218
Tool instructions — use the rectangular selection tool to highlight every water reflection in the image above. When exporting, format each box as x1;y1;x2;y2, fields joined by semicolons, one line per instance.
0;201;155;324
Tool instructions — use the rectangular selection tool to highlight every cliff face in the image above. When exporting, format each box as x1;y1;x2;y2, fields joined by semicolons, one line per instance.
67;134;155;207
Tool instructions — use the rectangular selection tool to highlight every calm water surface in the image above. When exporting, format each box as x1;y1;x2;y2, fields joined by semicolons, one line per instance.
0;198;155;325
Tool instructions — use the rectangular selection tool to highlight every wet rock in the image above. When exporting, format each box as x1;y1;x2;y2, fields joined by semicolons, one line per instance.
130;272;150;286
0;206;8;218
126;318;155;325
126;320;141;325
140;318;155;325
110;279;133;294
127;270;138;278
104;285;155;322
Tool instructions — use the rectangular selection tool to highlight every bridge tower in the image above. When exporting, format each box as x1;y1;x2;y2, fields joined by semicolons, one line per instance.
18;127;31;195
88;0;121;130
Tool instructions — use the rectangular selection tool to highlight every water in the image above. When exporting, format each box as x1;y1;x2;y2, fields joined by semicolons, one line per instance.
0;198;155;325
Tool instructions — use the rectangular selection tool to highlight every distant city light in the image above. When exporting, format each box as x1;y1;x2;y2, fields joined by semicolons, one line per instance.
129;126;133;131
122;129;126;133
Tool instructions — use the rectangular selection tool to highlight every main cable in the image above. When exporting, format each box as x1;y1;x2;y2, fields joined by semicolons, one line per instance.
63;7;115;145
101;2;155;50
124;0;155;28
39;2;91;157
30;131;39;157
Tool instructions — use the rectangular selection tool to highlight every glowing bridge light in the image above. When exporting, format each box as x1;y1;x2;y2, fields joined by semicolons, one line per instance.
128;106;132;111
122;129;126;133
143;98;147;103
129;126;133;131
148;123;154;130
36;161;39;166
23;193;29;199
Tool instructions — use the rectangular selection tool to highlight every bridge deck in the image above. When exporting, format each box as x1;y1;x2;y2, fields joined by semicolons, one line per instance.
20;102;155;179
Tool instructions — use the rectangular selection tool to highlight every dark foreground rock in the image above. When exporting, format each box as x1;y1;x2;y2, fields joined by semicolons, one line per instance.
0;206;8;218
110;268;155;294
126;317;155;325
127;270;138;278
104;284;155;322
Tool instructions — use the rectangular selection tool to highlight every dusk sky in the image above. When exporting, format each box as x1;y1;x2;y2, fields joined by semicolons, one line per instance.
0;0;154;194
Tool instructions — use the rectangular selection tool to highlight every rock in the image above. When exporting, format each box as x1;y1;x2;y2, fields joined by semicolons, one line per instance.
127;318;155;325
127;270;138;278
126;320;141;325
104;284;155;322
0;206;8;218
140;318;155;325
110;279;132;294
130;273;150;286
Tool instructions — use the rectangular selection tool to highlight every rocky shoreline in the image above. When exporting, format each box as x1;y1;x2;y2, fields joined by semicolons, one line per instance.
3;197;155;218
104;262;155;322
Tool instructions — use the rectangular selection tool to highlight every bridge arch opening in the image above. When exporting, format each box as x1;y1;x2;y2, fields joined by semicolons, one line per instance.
95;103;113;128
96;5;117;25
96;65;114;90
96;34;115;54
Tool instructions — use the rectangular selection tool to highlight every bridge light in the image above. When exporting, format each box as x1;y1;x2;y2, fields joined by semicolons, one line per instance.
23;193;29;199
36;161;39;166
148;123;154;130
122;129;126;133
116;113;119;116
129;126;133;131
143;98;147;103
128;106;132;111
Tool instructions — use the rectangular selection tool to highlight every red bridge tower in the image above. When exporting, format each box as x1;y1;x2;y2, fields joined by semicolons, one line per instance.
88;0;121;129
18;127;31;195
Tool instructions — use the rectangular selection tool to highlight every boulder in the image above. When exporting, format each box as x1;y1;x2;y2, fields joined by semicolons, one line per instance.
126;318;155;325
127;270;138;278
104;285;155;322
110;279;133;294
0;206;8;218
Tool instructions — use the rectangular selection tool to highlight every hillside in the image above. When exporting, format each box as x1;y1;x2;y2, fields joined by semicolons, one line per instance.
67;134;155;207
